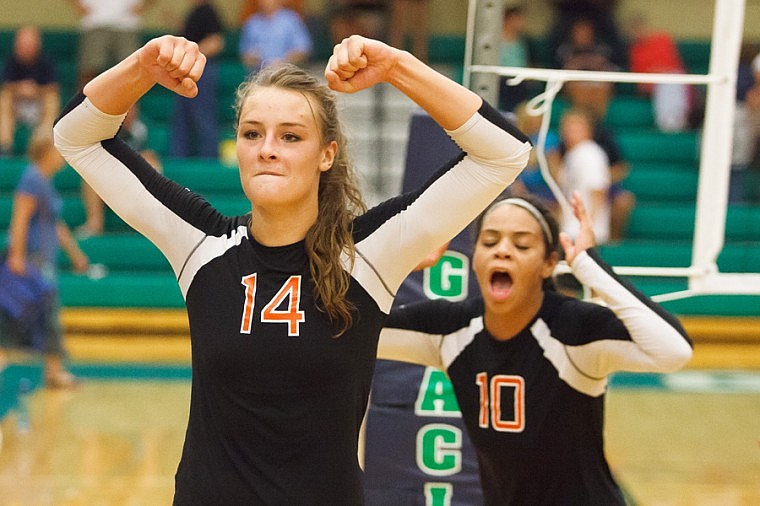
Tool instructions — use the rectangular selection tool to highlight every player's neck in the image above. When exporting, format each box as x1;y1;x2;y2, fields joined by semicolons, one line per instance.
249;203;316;247
484;290;544;341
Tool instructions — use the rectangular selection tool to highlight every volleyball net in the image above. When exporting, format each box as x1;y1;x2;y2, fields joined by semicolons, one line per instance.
464;0;760;304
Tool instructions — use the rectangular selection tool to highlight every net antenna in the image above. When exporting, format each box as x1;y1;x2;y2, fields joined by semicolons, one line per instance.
465;0;760;303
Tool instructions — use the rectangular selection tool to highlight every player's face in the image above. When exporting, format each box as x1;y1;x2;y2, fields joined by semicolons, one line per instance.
472;203;556;314
236;87;336;214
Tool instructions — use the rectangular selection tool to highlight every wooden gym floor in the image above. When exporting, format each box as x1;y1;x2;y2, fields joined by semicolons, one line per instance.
0;309;758;505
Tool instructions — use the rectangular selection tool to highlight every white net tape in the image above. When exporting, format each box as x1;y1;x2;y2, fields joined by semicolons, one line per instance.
470;66;721;243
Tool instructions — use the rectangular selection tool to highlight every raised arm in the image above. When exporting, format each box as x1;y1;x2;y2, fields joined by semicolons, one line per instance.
53;36;216;288
560;193;693;375
83;35;206;115
325;35;480;130
326;37;533;303
377;327;445;370
377;299;450;370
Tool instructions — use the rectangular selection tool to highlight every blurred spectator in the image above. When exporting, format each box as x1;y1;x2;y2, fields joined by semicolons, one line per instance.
0;26;60;156
123;105;163;171
329;1;387;43
238;0;305;23
628;13;691;132
557;107;611;244
557;100;634;242
388;0;430;62
239;0;313;74
498;5;536;112
67;0;155;87
509;102;561;218
0;128;88;388
557;17;618;121
600;132;635;242
548;0;627;70
78;104;162;238
730;44;760;203
168;0;225;159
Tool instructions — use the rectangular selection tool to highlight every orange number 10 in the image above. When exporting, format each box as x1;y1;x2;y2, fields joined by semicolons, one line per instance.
475;372;525;432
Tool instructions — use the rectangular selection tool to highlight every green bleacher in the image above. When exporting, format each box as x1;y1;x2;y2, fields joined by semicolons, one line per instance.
1;28;758;316
0;158;247;310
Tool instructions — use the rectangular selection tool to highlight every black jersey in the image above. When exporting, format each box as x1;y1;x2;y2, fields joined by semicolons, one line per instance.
379;249;693;505
54;92;531;505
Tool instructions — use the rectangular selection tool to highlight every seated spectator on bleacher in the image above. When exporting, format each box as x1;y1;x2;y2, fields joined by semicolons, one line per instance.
168;0;225;159
508;101;562;219
239;0;313;75
597;131;635;243
497;5;536;112
329;1;387;43
548;0;627;70
556;17;618;121
556;24;635;243
67;0;155;87
628;13;692;132
0;26;60;157
388;0;431;63
730;43;760;203
557;107;612;245
0;128;88;388
557;100;634;242
238;0;306;23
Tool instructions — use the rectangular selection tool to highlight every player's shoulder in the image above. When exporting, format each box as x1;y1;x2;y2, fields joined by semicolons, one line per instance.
542;289;615;325
540;289;621;345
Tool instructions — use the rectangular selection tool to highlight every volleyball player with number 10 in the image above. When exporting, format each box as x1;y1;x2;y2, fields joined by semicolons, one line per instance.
379;191;693;505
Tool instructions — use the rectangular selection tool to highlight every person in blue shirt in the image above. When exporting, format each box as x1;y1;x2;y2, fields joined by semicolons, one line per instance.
0;128;89;388
239;0;313;74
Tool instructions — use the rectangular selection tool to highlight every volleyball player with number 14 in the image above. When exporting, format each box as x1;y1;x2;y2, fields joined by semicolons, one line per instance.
53;34;532;504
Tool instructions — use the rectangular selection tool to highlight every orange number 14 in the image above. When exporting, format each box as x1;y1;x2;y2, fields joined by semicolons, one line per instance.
240;274;305;336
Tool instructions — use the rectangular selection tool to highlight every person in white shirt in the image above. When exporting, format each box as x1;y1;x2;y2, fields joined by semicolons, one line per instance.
68;0;155;86
558;106;612;244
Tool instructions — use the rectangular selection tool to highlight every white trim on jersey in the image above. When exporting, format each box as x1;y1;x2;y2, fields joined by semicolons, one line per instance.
177;226;250;296
377;249;692;394
54;98;207;289
352;114;531;312
440;316;483;370
55;98;531;311
530;318;609;397
376;315;482;373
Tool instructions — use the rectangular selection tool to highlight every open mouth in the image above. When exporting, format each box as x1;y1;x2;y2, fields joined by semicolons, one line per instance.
490;271;513;300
